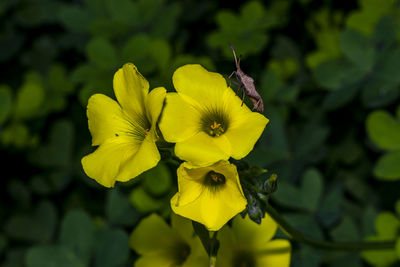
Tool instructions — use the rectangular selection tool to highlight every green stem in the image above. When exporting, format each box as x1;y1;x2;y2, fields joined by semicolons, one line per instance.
265;204;396;251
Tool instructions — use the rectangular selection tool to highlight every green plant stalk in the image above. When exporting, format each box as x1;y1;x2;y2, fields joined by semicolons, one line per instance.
265;204;396;251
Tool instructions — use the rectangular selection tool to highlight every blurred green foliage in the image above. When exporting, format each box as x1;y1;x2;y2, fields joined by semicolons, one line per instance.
0;0;400;266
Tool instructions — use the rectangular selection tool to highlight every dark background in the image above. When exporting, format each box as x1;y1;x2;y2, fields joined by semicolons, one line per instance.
0;0;400;266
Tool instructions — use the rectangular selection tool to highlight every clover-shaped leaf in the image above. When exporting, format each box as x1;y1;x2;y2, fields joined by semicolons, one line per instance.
367;110;400;151
362;205;400;267
207;1;289;57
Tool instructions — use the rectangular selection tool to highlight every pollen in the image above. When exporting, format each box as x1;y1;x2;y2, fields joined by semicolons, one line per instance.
210;122;221;130
207;121;225;137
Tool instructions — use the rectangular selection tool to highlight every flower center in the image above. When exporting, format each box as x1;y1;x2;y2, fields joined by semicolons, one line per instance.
232;250;256;267
201;109;229;137
204;171;226;189
171;242;191;265
208;121;225;137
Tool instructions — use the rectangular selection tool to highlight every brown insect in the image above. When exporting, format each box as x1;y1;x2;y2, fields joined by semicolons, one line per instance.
228;44;264;113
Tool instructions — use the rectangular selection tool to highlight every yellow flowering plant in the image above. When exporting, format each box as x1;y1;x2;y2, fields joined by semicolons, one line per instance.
81;63;166;187
159;64;269;166
130;213;208;267
217;214;291;267
81;60;394;267
171;160;247;231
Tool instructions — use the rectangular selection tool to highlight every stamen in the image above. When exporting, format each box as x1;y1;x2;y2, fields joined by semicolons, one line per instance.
144;128;150;135
210;122;221;130
207;121;225;137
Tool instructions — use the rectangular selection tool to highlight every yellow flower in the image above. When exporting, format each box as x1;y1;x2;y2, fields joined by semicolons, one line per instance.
159;64;269;166
170;160;247;231
130;213;208;267
81;63;166;187
217;214;291;267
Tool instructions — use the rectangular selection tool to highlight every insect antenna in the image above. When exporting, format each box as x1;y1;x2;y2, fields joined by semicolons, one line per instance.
230;44;240;69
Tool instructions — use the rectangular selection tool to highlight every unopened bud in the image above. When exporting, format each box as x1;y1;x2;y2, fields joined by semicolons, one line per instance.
264;174;278;194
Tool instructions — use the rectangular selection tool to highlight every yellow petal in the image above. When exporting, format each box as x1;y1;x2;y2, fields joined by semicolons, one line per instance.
117;134;161;182
256;239;291;267
172;64;228;107
129;214;181;255
175;132;230;166
81;136;140;187
86;94;132;146
225;111;269;159
113;63;149;120
183;238;209;267
146;87;166;126
158;93;201;143
171;161;247;231
232;214;278;250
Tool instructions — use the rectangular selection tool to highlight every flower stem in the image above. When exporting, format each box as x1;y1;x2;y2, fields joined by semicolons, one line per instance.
265;204;396;251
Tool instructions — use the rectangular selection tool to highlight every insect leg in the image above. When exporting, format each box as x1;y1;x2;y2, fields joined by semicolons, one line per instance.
241;88;245;106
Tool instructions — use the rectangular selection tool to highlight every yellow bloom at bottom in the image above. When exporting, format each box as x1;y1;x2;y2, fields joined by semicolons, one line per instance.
130;214;208;267
170;161;247;231
217;214;291;267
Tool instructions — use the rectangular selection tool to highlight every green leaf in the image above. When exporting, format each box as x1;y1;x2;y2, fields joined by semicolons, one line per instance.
284;214;323;239
29;175;52;195
362;235;398;267
396;200;400;216
260;70;281;101
374;151;400;180
141;163;172;196
273;182;301;209
105;0;137;24
86;38;118;69
207;1;288;57
313;58;366;91
396;237;400;259
273;168;323;212
367;110;400;151
375;212;399;238
94;230;129;267
0;123;37;148
317;186;342;227
58;5;91;33
129;187;164;213
293;245;322;267
345;0;395;36
32;120;74;168
5;201;57;243
322;83;360;110
106;189;140;226
26;245;85;267
339;29;374;71
14;73;45;120
361;78;399;108
301;168;323;212
60;210;94;265
331;217;359;241
0;85;12;125
372;16;398;52
121;35;171;74
48;64;73;94
375;47;400;84
295;121;329;158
